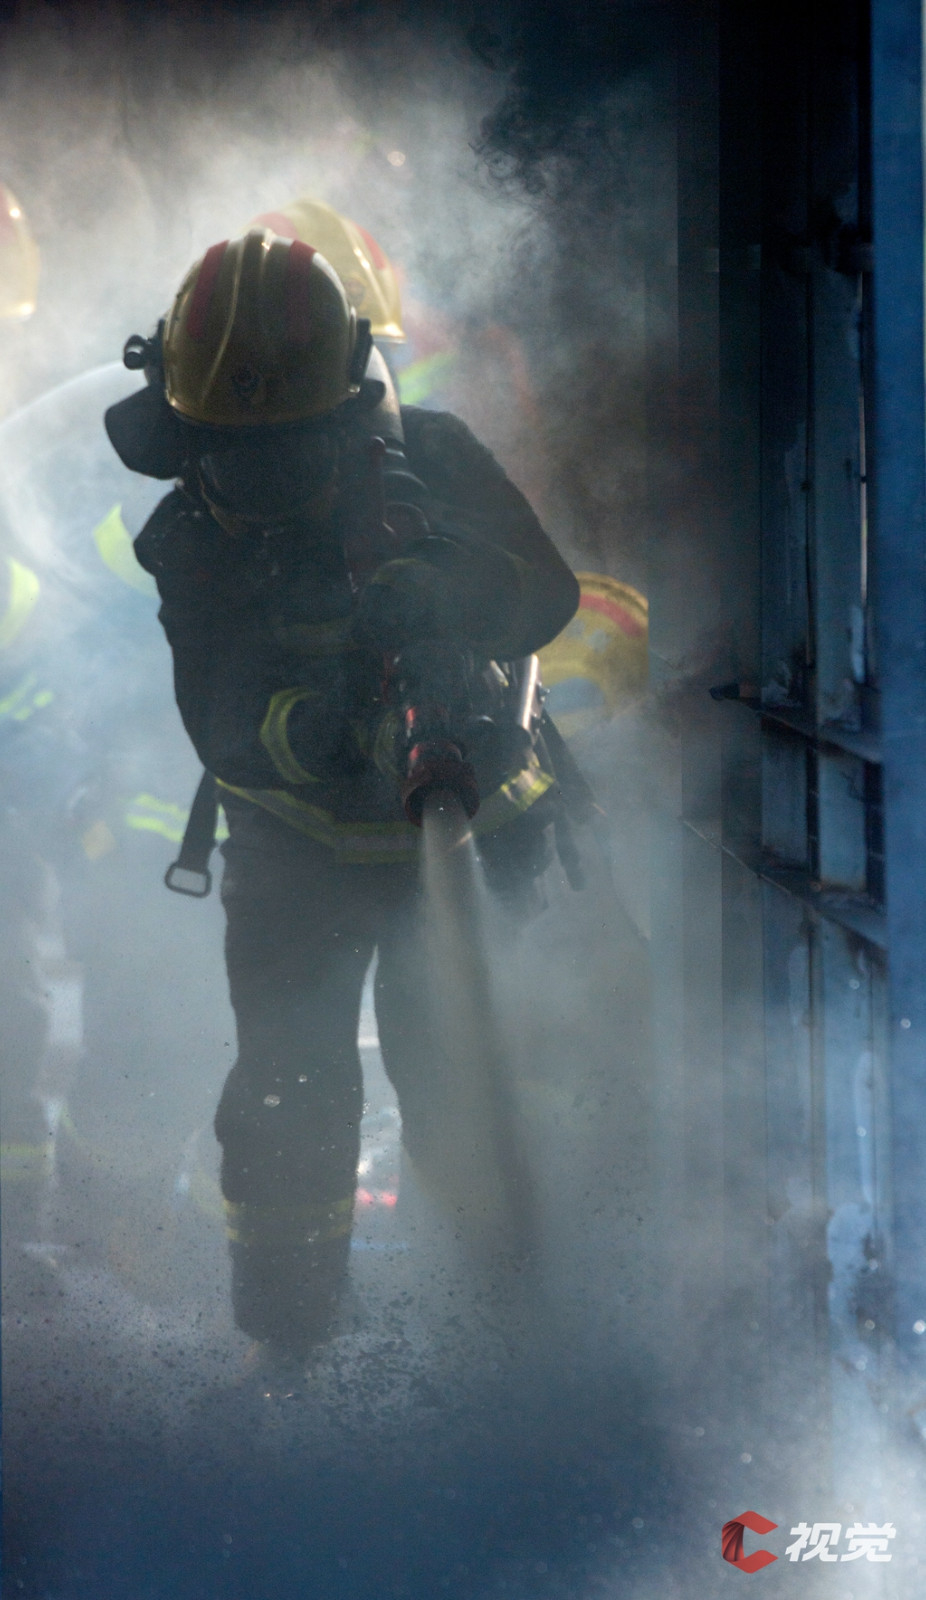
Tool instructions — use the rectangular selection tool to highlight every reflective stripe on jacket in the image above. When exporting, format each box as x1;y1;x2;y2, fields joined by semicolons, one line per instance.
218;749;554;864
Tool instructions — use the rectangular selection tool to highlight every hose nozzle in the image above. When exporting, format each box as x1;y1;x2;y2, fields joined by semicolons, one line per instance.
400;705;479;825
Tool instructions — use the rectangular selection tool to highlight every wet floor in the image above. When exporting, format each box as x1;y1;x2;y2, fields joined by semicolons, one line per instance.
2;1017;670;1600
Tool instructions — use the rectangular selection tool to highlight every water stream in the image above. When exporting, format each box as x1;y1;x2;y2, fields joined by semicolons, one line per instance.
418;790;536;1263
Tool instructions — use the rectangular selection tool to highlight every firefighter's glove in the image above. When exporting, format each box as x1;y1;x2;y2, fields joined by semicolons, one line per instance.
351;556;459;651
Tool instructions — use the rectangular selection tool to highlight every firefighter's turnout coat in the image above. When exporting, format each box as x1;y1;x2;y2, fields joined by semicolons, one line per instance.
134;407;579;863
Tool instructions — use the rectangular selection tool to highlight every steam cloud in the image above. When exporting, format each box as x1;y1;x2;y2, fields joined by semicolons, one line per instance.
4;5;912;1600
0;6;672;1598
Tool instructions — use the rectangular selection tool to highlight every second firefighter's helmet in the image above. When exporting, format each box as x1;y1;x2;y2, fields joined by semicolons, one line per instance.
538;574;649;738
162;229;360;427
250;198;404;342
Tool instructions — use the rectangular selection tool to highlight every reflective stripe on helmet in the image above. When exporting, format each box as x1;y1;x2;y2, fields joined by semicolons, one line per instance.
91;504;158;596
224;1195;354;1245
259;687;324;787
217;752;554;862
285;240;317;343
0;556;40;651
187;239;229;340
577;589;647;636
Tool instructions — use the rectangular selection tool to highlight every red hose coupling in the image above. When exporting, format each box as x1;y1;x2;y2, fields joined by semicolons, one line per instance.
400;740;480;826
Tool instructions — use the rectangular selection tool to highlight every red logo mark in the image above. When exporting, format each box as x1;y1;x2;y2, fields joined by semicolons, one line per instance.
722;1511;778;1573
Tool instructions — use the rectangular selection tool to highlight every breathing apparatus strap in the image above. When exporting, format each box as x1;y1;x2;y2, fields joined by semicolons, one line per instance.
164;770;218;897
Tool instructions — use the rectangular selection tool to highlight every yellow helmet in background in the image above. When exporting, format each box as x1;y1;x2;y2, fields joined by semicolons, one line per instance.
162;229;359;428
0;184;39;321
538;574;649;739
250;198;405;342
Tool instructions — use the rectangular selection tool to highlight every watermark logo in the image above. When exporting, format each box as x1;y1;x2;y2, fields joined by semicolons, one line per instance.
722;1514;896;1571
785;1523;896;1563
722;1512;778;1573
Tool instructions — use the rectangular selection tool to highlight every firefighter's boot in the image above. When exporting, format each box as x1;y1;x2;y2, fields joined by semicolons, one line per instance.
224;1198;353;1360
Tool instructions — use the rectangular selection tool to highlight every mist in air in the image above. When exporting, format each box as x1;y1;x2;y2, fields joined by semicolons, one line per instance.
1;4;917;1598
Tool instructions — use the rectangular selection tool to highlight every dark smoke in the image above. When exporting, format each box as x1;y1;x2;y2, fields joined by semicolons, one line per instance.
465;2;665;587
472;1;655;204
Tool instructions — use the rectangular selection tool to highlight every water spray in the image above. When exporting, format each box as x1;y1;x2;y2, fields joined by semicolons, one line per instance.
418;787;536;1263
347;430;538;1261
383;642;536;1261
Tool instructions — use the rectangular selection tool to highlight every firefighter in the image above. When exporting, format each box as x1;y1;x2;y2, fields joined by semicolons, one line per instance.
105;227;579;1360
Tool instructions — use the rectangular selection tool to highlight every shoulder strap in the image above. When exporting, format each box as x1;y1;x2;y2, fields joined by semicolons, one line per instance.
164;770;218;897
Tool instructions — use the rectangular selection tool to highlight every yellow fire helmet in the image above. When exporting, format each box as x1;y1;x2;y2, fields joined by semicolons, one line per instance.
250;198;405;342
0;183;39;321
162;228;360;428
538;573;649;739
